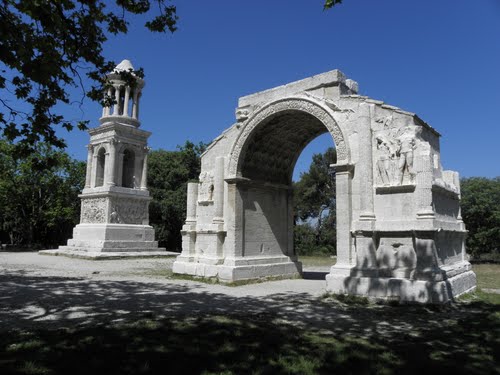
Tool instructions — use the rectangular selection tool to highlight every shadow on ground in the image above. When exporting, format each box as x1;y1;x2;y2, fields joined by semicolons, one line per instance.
0;272;498;374
302;271;329;280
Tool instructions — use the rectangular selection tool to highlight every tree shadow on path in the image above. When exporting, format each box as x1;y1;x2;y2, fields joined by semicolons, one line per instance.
0;272;498;375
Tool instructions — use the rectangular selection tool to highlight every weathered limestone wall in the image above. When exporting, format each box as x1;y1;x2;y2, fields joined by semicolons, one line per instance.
242;185;289;258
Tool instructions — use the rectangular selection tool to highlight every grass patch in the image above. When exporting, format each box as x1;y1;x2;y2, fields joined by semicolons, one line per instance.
1;306;498;375
170;273;302;286
170;273;221;284
459;289;500;305
226;274;302;287
299;255;337;268
321;292;370;305
472;263;500;290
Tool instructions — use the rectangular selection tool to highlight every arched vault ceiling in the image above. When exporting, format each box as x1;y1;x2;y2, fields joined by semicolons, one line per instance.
241;110;329;185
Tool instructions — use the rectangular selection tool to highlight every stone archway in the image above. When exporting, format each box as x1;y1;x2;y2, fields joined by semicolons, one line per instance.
224;96;353;278
173;70;476;303
227;97;349;174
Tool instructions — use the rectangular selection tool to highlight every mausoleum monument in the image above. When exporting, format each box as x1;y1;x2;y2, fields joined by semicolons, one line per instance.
40;60;165;258
173;70;476;303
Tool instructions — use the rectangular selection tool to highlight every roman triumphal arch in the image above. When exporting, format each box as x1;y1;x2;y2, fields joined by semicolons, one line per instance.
173;70;476;303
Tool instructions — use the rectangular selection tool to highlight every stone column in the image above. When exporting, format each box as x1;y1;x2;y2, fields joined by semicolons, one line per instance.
178;182;199;260
116;150;124;187
90;152;98;187
113;85;121;115
134;150;144;189
353;231;378;276
332;163;354;268
123;86;131;117
287;188;294;257
140;148;149;190
84;144;94;188
186;182;199;224
416;143;434;220
213;156;225;224
105;140;117;186
224;179;245;258
132;90;139;119
104;88;112;116
358;103;376;221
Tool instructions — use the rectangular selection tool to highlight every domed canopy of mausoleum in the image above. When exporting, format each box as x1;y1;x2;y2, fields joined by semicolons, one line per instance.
112;59;135;74
100;59;145;127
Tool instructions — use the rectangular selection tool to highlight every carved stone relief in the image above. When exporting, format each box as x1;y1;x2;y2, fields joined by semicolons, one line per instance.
90;130;115;141
374;126;419;186
198;171;214;202
376;238;417;278
81;198;107;223
109;197;148;224
235;108;250;122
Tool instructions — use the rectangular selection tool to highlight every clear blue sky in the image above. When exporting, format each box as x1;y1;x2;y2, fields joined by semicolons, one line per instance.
59;0;500;179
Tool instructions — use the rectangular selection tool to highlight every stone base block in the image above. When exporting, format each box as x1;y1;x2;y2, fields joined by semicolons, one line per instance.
172;257;302;282
38;249;177;260
70;223;156;242
326;267;476;304
40;223;168;259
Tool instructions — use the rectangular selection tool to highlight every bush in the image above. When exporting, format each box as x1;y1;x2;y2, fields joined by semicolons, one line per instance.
294;224;334;256
461;177;500;258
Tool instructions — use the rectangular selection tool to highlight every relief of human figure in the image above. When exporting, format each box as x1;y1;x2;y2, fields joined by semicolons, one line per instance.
396;128;417;185
376;127;418;186
376;135;394;186
198;171;214;201
110;208;121;223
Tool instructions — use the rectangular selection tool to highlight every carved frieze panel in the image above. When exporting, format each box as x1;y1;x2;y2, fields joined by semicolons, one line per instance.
90;130;115;141
81;196;148;224
109;197;148;224
81;198;108;223
374;125;422;187
198;171;214;202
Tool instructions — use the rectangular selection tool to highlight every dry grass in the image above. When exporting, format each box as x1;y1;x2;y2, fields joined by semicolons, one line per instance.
472;263;500;290
299;255;337;268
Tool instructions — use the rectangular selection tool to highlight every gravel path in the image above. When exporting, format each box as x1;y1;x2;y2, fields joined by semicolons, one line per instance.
0;252;337;329
0;251;330;296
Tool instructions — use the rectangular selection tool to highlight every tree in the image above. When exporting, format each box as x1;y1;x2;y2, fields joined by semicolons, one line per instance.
0;139;85;248
0;0;178;159
293;147;337;255
1;1;341;160
0;137;204;251
460;177;500;259
147;141;206;251
324;0;343;9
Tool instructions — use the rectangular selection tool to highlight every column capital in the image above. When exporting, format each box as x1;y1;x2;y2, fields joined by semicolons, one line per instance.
330;163;355;174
